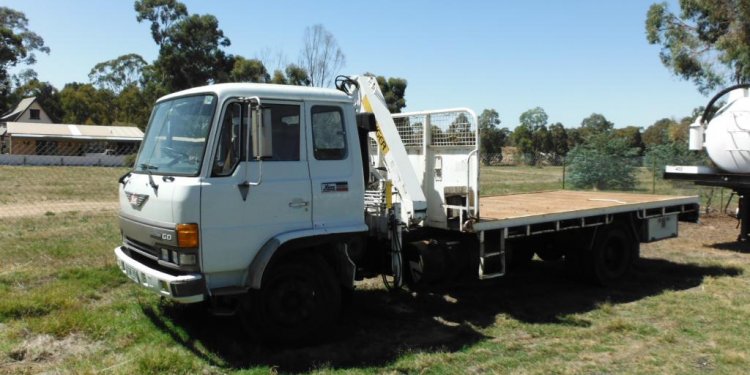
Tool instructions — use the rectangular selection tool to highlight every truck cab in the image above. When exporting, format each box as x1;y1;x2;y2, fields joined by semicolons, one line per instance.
116;84;367;308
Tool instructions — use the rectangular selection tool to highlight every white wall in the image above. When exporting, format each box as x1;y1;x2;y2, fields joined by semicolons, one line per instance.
18;102;53;123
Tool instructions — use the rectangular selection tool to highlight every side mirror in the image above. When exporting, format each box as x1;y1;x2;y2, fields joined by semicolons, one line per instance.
252;106;273;159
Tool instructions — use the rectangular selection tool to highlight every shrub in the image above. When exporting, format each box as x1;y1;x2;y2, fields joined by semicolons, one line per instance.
567;133;640;190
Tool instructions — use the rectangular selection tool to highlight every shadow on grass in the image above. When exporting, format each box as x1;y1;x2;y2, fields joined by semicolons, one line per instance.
708;241;750;253
141;257;741;373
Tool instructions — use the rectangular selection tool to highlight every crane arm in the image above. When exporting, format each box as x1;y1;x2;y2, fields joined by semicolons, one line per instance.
346;75;427;225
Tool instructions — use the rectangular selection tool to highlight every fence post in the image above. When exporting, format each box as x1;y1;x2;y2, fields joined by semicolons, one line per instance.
562;157;566;190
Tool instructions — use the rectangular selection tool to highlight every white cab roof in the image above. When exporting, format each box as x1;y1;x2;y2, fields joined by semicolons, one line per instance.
160;83;353;104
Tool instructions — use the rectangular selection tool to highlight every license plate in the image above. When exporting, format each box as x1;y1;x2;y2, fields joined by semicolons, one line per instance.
121;262;144;284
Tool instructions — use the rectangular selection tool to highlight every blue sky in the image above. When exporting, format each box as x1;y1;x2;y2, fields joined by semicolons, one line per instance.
5;0;708;129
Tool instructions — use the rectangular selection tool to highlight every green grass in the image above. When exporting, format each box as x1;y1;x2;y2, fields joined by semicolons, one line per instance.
0;166;127;205
480;165;565;195
0;165;749;373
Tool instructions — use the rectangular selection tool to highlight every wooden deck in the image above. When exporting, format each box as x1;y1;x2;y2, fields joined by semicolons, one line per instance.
473;190;699;232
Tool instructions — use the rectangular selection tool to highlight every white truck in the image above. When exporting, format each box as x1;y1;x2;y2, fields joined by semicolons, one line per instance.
115;75;699;342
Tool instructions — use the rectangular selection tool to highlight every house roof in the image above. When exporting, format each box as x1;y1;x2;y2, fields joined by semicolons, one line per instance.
6;122;144;142
1;97;37;122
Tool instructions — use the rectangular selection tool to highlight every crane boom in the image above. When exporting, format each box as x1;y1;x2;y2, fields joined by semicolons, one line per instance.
349;75;427;225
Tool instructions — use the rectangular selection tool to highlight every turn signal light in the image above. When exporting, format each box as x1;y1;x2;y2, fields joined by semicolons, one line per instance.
176;223;199;248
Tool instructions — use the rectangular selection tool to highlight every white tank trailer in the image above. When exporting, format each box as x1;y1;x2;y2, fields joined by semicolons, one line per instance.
691;87;750;172
666;83;750;240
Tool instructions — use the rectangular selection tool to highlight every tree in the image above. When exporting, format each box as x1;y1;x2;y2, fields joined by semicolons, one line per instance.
579;113;614;139
511;123;534;164
0;7;49;111
148;14;233;91
519;106;549;130
445;113;474;145
60;83;115;125
299;24;345;87
513;107;551;165
567;133;640;190
285;64;311;86
645;0;750;94
642;118;675;148
115;84;151;128
375;75;407;113
230;57;269;83
548;122;569;160
88;53;148;93
136;1;233;91
478;109;508;165
644;141;708;174
270;69;288;85
566;127;584;151
613;126;645;155
134;0;187;46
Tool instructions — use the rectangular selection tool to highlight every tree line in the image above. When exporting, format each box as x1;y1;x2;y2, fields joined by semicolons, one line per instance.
3;0;749;191
478;105;706;189
0;0;407;129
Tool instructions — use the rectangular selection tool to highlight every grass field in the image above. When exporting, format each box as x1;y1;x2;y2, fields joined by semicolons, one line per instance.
0;166;126;205
1;165;749;374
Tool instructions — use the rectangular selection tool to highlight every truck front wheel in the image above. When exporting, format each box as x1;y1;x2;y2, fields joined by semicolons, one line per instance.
241;255;341;344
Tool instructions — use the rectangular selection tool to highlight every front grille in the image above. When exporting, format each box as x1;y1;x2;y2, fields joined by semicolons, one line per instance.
125;236;159;258
126;249;181;277
123;236;201;273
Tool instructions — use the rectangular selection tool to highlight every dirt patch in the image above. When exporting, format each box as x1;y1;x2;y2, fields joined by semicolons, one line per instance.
0;201;116;219
4;333;100;372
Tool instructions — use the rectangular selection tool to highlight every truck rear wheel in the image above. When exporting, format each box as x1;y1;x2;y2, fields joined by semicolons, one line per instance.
242;255;341;344
586;225;637;285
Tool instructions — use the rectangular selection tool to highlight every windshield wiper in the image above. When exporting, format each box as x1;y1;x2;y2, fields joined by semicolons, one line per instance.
139;163;159;171
138;163;160;194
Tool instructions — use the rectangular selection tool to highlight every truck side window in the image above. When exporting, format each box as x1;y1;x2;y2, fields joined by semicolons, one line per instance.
311;106;347;160
267;104;301;161
212;102;243;176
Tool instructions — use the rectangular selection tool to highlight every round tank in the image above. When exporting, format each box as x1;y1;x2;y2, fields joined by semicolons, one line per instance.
705;90;750;173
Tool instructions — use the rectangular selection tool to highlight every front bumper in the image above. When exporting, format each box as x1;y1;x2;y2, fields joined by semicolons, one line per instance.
115;246;205;303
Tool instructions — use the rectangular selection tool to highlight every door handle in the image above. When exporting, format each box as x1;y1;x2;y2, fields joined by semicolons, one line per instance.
289;200;309;208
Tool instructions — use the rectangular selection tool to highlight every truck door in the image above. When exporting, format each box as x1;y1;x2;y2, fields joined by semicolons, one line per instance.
201;100;312;275
306;102;363;229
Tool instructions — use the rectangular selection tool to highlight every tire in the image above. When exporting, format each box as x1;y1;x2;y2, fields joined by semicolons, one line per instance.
586;226;637;286
241;255;341;344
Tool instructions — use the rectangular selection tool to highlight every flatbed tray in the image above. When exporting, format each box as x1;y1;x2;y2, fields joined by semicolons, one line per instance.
472;190;699;232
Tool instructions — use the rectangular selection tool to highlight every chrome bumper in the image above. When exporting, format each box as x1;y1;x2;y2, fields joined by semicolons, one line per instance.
115;246;205;303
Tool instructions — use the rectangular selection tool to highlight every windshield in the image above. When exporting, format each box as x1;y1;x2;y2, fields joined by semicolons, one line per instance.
134;94;217;176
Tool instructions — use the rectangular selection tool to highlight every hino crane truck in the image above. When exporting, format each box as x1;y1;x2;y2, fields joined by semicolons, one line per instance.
115;75;700;342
